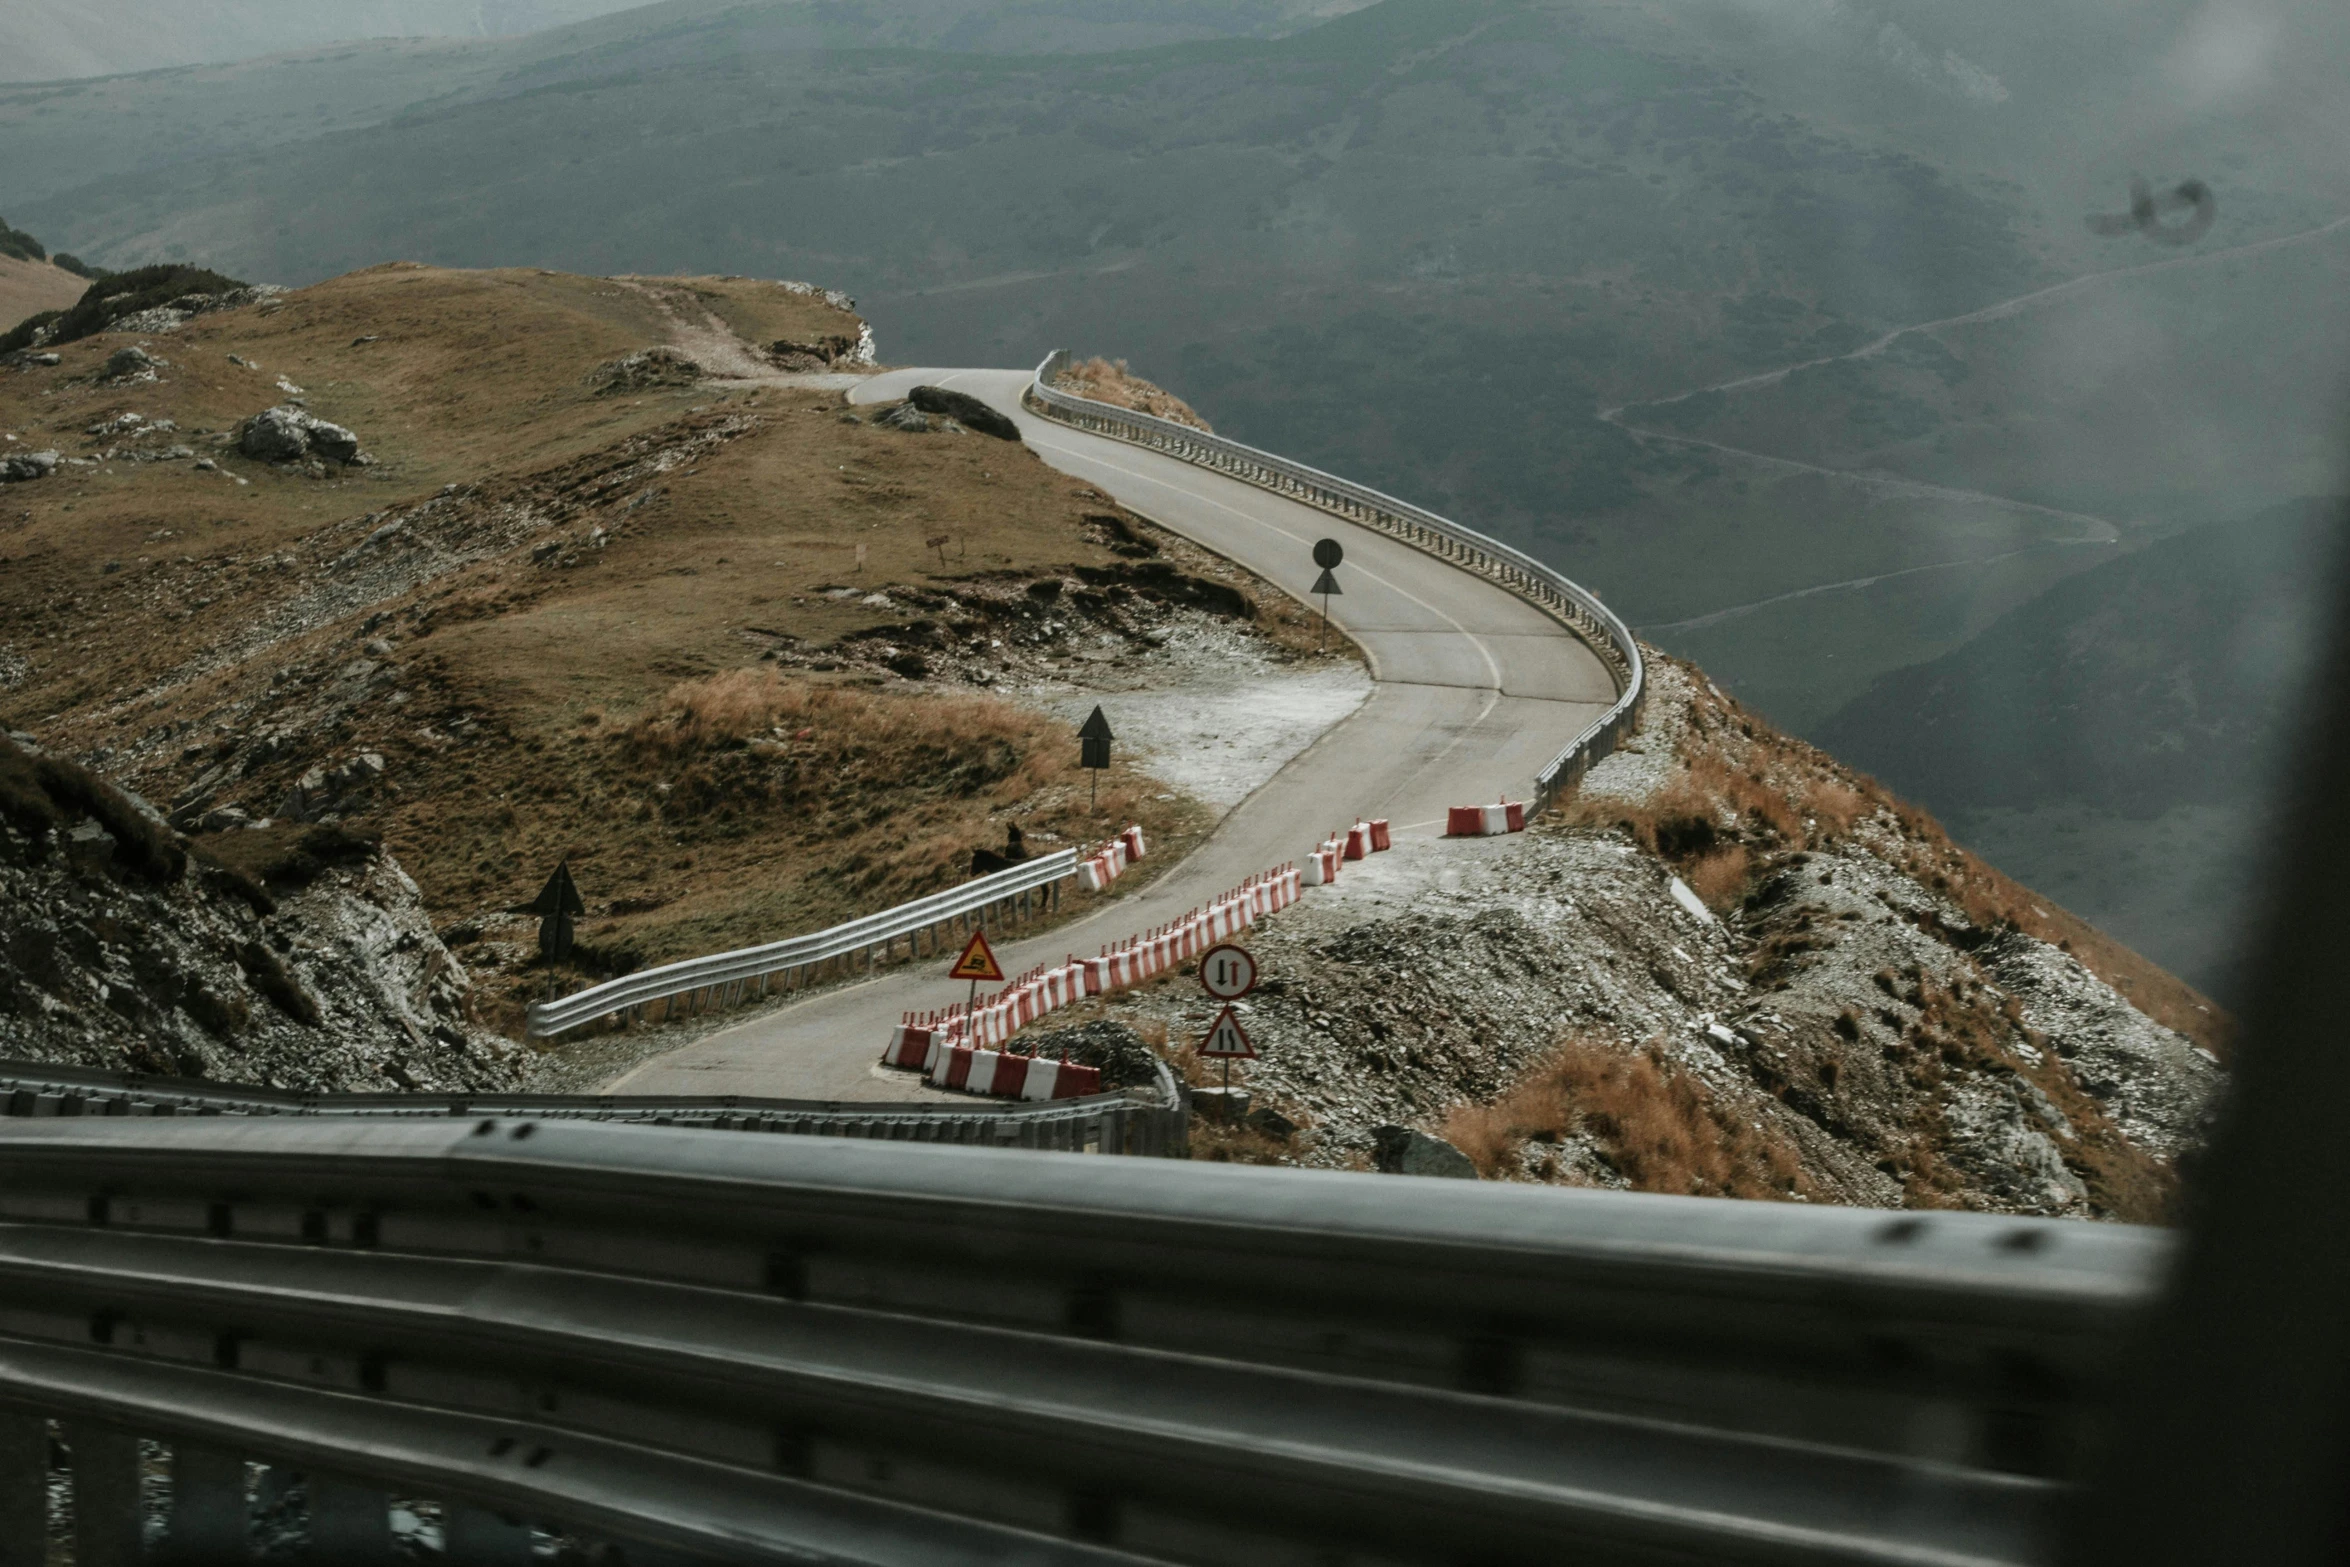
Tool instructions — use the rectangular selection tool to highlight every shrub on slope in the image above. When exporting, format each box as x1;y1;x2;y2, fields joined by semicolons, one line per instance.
0;261;246;354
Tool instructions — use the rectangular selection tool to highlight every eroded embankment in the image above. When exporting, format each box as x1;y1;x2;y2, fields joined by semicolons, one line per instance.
1060;657;2221;1221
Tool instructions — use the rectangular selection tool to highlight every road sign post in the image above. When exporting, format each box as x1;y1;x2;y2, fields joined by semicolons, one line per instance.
948;927;1005;1013
1078;706;1114;809
1199;943;1258;1001
1197;943;1262;1105
1311;539;1344;651
1198;1004;1258;1102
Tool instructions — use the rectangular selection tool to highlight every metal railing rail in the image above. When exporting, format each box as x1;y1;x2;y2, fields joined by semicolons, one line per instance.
525;846;1079;1039
0;1056;1190;1157
0;1117;2160;1565
1027;351;1648;804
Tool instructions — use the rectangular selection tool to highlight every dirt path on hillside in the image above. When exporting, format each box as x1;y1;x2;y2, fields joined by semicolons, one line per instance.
1598;209;2350;568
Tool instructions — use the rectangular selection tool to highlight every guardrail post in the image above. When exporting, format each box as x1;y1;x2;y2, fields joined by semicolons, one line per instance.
0;1414;44;1567
305;1473;392;1563
445;1502;534;1565
65;1422;142;1567
163;1444;250;1562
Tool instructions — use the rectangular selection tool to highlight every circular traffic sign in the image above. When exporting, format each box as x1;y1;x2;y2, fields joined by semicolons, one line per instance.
1312;538;1344;570
1198;943;1259;1000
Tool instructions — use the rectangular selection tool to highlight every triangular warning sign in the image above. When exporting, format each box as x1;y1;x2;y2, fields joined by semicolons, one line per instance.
1311;567;1342;597
948;927;1005;983
1198;1004;1257;1059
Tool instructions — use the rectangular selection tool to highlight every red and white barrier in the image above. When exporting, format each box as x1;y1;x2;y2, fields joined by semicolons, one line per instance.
886;860;1301;1097
1446;799;1527;837
1369;818;1392;852
884;1024;933;1070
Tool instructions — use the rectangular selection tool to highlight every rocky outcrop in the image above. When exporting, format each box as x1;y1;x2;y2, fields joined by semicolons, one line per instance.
99;345;164;385
1372;1125;1477;1177
237;404;369;466
592;347;703;394
908;385;1021;442
0;732;518;1093
1098;658;2219;1220
0;449;58;483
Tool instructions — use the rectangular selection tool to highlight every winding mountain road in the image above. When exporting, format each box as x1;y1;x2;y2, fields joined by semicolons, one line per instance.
608;368;1619;1102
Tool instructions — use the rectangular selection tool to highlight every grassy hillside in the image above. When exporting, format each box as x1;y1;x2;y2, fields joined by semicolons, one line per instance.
0;255;85;330
0;264;1342;1031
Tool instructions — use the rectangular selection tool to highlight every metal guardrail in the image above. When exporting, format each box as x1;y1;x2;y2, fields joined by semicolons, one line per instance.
0;1055;1190;1157
1027;351;1648;804
525;846;1080;1039
0;1116;2160;1565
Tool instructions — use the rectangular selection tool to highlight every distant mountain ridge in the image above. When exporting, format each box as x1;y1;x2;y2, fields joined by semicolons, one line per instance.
0;0;662;83
1816;499;2345;818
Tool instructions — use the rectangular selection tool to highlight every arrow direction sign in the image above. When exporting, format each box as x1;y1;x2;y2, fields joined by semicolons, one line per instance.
948;927;1006;983
527;861;586;961
1199;943;1258;1001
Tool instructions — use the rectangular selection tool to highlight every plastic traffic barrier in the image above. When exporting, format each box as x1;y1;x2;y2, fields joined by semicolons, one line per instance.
1369;818;1392;852
1447;800;1528;837
883;1024;933;1070
891;862;1304;1076
1344;823;1371;861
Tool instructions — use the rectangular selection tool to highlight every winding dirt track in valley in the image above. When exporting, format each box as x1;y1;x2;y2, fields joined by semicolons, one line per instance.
1600;210;2350;612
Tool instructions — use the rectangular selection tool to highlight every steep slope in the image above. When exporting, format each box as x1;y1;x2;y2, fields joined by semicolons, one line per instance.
1814;498;2346;997
0;257;85;335
1071;656;2221;1220
1;731;520;1089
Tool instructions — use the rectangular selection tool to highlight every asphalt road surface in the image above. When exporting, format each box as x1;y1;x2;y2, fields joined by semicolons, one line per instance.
607;368;1619;1101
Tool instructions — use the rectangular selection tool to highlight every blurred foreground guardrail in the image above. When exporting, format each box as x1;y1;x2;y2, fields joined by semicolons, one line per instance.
524;846;1080;1039
0;1055;1189;1158
0;1117;2163;1566
1027;352;1647;806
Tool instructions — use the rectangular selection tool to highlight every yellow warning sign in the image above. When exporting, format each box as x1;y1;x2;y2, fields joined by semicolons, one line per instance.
947;927;1005;983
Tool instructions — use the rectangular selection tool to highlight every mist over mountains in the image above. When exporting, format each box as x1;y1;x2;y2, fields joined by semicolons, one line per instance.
0;0;666;83
4;0;2345;995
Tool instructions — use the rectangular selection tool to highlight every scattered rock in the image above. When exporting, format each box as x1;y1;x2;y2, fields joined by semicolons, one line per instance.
592;348;703;394
1371;1125;1478;1178
908;385;1021;442
99;345;166;384
872;401;946;434
278;751;387;823
767;333;859;369
0;450;58;483
1013;1018;1162;1089
236;405;369;467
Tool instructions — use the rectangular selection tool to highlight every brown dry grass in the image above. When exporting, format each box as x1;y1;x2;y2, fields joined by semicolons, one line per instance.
1561;658;2232;1056
0;264;1245;1031
1443;1033;1815;1199
1053;358;1212;432
0;254;85;334
1885;970;2178;1222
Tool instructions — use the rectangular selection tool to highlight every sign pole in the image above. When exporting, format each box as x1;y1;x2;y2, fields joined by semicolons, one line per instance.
1311;540;1344;656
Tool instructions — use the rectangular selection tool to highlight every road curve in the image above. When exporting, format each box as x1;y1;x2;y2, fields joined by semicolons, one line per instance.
608;368;1617;1101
